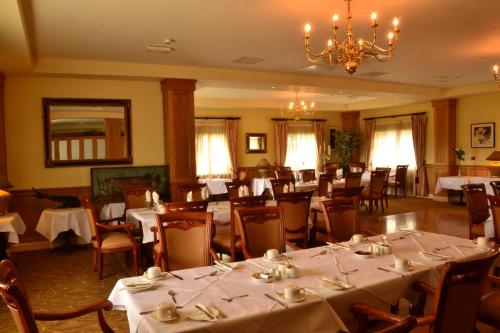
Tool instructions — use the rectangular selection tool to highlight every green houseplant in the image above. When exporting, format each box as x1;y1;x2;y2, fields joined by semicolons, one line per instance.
335;130;361;172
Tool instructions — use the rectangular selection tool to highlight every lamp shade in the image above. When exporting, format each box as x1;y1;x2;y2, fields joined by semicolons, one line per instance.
487;151;500;161
256;159;271;169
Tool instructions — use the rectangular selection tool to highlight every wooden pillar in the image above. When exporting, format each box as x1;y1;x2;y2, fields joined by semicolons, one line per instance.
341;111;360;163
431;98;457;180
0;73;9;187
160;79;197;201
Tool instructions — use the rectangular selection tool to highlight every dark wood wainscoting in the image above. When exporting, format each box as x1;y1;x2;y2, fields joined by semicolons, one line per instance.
8;187;91;243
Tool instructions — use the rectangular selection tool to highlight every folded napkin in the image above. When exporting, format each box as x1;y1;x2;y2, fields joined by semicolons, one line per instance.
326;241;350;249
336;168;343;180
186;191;193;202
243;185;250;196
419;250;451;260
145;190;152;203
121;282;158;292
214;260;237;270
322;277;354;289
327;182;333;194
201;186;209;200
289;182;295;192
152;191;160;204
194;303;220;321
238;185;244;197
283;184;289;193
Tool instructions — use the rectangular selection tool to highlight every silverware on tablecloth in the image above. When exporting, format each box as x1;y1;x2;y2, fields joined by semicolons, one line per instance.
310;250;328;258
139;306;183;315
222;294;249;302
167;271;183;280
168;290;177;304
264;293;288;308
195;271;218;280
389;236;407;241
339;269;359;275
195;305;216;320
433;246;450;252
377;267;405;277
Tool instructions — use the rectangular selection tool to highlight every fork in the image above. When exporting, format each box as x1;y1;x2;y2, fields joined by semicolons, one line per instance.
310;249;328;258
195;271;218;280
221;294;249;302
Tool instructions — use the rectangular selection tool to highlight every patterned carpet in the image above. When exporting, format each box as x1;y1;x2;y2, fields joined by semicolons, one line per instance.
0;197;471;332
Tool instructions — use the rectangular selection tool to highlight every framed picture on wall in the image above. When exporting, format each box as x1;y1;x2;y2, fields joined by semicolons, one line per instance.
471;122;495;148
328;127;337;150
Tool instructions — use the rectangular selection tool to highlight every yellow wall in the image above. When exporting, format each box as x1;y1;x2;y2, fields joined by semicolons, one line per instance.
195;108;342;167
5;76;165;189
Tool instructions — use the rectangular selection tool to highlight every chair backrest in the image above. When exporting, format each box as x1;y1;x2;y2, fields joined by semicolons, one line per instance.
490;181;500;196
345;172;363;188
80;196;100;243
275;169;294;180
461;183;490;225
270;179;295;197
176;183;207;202
331;186;363;207
368;171;387;196
430;249;499;333
155;211;214;271
321;197;359;242
0;259;38;333
325;163;339;174
165;200;209;212
123;186;154;209
276;191;313;248
237;167;247;180
349;163;365;173
300;169;316;182
234;206;285;259
487;195;500;240
225;180;251;200
318;174;335;196
375;167;391;184
395;165;409;184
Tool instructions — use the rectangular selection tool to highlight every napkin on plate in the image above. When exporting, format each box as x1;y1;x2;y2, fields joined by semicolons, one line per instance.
145;190;152;203
152;191;160;204
289;182;295;192
186;191;193;202
283;184;288;193
322;277;354;289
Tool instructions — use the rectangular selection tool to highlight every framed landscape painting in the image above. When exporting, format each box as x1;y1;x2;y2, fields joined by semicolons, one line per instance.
471;122;495;148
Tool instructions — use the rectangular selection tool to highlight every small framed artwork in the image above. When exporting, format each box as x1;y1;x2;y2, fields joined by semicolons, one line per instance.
245;133;267;153
328;127;337;150
471;122;495;148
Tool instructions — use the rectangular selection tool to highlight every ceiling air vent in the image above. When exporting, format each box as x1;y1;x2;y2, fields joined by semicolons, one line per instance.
232;56;264;65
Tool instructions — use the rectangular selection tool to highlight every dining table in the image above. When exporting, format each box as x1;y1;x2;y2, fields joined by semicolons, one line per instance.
35;207;92;244
0;212;27;260
108;230;492;333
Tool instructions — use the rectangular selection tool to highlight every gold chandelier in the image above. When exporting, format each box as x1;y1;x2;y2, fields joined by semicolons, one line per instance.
494;65;499;86
282;92;315;120
303;0;400;75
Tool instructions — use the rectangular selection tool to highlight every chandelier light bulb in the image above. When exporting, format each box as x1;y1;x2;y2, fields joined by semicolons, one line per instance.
388;32;394;40
494;65;499;74
393;18;400;27
311;102;315;108
371;12;377;20
304;24;311;33
333;14;339;22
328;39;333;47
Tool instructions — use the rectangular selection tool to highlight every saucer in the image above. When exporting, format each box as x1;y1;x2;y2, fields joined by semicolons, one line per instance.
354;250;373;259
251;272;273;283
389;264;415;272
187;306;220;321
276;292;306;303
150;310;179;322
263;253;285;261
143;272;168;281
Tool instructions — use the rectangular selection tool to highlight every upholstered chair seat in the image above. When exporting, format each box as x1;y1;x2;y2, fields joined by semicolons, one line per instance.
213;231;242;249
93;232;135;250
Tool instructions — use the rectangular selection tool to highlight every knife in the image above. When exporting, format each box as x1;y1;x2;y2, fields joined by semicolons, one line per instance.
421;250;451;260
326;242;349;249
167;271;184;280
264;293;288;308
195;304;216;320
377;267;405;277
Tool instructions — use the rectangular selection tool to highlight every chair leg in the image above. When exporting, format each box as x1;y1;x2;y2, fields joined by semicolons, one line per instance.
385;193;388;208
368;200;373;214
132;248;139;276
381;198;385;214
92;247;97;272
98;253;104;280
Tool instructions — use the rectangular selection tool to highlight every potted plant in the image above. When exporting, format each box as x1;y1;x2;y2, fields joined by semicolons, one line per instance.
453;146;466;176
334;130;361;173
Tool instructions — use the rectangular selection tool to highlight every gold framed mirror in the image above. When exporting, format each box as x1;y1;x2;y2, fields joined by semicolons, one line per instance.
246;133;267;153
43;98;132;167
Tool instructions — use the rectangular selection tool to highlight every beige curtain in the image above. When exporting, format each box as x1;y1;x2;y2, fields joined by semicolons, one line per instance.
313;121;326;170
411;114;427;196
195;120;232;178
274;121;288;167
364;119;376;171
225;119;238;179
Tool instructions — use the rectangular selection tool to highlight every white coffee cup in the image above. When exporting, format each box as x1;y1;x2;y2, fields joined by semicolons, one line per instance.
394;257;410;270
266;249;280;259
277;262;288;276
351;234;364;244
477;237;489;248
378;243;392;255
156;302;176;320
147;266;161;279
286;265;300;278
157;204;166;214
370;244;381;256
283;285;305;300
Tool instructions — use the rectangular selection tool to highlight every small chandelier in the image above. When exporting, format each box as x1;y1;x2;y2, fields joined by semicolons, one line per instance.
494;65;499;86
303;0;400;76
282;92;315;120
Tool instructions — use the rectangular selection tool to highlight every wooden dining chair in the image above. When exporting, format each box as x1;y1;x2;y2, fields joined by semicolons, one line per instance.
276;191;313;248
234;206;286;259
325;163;339;175
176;182;207;202
123;185;154;210
270;178;295;198
388;165;409;198
350;306;417;333
345;172;363;188
318;173;335;197
477;274;500;330
461;183;489;239
486;195;500;243
300;169;316;182
361;170;387;214
155;211;218;271
151;200;210;269
375;167;391;208
351;249;499;333
275;169;295;180
212;195;267;261
490;181;500;196
225;180;252;199
321;197;360;242
349;163;365;173
81;197;138;280
0;259;114;333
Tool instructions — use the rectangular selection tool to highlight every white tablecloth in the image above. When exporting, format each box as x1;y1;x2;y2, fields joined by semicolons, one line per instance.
36;208;92;243
198;178;232;195
0;213;26;243
99;202;126;220
252;178;273;196
434;176;497;195
108;231;488;333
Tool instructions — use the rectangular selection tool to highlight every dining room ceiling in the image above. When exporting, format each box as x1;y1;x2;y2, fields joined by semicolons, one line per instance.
2;0;500;109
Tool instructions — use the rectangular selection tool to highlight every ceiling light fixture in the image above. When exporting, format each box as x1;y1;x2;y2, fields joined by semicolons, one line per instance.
282;92;315;120
494;65;499;86
303;0;400;76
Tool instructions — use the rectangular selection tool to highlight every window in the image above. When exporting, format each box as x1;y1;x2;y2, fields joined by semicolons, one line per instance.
285;123;318;170
195;120;232;177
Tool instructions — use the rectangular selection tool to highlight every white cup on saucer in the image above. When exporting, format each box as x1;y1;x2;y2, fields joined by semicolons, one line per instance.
157;204;167;214
378;243;392;255
157;302;176;320
266;249;280;260
370;244;381;256
283;285;305;301
286;265;300;278
476;237;489;249
277;262;288;276
394;257;410;270
351;234;364;244
147;266;161;279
